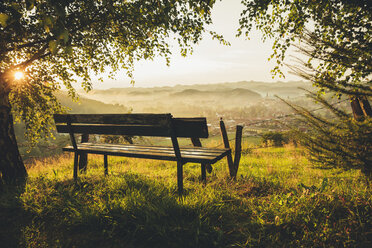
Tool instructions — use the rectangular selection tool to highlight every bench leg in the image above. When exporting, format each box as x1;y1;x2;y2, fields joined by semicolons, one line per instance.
177;161;183;194
201;163;206;183
78;152;88;173
73;152;79;180
104;155;108;176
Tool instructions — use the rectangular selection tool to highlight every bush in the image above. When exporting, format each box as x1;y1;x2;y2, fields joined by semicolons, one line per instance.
261;131;289;147
100;135;134;144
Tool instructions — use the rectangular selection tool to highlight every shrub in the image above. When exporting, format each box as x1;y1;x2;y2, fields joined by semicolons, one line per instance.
261;131;289;147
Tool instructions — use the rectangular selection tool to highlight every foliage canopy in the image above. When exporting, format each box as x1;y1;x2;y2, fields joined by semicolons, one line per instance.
239;0;372;177
0;0;219;145
239;0;371;97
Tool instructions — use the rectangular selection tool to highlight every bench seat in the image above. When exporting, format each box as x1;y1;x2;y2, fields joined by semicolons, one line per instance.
63;143;230;164
54;113;231;193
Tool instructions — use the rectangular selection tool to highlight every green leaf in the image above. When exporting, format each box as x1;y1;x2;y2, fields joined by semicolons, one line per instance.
43;16;54;32
0;13;9;28
48;40;58;54
26;0;36;10
64;45;73;55
58;29;69;43
44;16;53;26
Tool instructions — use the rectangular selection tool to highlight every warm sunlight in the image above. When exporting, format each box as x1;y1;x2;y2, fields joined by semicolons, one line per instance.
14;71;24;80
0;1;369;247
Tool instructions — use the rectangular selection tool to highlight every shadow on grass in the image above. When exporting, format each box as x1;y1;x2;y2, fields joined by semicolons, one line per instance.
235;175;287;197
0;174;255;247
1;173;371;248
0;182;31;248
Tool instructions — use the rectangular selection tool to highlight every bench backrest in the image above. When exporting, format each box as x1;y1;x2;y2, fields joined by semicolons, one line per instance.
53;114;209;138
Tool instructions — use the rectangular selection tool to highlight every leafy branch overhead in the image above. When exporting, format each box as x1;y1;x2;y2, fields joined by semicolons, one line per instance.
239;0;371;97
0;0;220;145
238;0;371;178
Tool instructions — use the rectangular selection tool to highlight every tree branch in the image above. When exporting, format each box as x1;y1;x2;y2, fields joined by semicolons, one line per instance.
4;1;108;55
4;38;51;53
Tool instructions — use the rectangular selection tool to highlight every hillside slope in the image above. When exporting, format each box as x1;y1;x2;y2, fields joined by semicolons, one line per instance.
56;92;130;114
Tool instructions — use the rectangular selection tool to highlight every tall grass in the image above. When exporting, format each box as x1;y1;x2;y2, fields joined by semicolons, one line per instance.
0;144;371;247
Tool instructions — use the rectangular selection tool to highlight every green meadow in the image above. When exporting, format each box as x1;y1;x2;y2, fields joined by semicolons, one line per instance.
1;142;371;247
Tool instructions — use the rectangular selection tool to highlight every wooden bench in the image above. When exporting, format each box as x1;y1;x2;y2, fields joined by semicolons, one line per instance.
53;114;231;193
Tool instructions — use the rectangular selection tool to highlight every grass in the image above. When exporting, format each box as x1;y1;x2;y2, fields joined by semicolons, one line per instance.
0;144;371;247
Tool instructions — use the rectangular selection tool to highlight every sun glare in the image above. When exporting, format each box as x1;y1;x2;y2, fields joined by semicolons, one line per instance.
14;71;24;80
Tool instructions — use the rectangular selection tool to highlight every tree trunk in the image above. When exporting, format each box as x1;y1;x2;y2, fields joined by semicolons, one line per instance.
350;96;372;182
350;97;365;120
350;96;372;120
359;96;372;117
0;79;27;183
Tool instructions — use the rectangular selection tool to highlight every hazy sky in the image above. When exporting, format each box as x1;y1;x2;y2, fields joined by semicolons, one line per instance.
91;0;303;89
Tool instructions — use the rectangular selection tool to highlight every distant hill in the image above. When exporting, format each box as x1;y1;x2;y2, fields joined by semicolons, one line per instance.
172;89;206;96
229;88;262;98
225;81;312;97
171;88;261;99
56;92;130;114
84;80;312;99
169;81;312;97
78;80;313;116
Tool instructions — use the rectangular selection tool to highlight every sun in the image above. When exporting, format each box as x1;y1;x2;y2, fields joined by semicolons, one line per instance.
14;71;24;80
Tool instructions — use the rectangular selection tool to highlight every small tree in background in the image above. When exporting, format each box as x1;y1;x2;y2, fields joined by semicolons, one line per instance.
239;0;371;178
261;131;289;147
282;93;372;179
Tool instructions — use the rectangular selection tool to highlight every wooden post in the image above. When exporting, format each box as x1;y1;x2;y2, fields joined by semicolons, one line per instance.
233;125;243;179
104;155;108;176
73;152;79;180
67;116;79;180
191;137;209;183
79;134;89;172
177;161;183;195
169;115;184;194
220;118;234;178
201;164;206;182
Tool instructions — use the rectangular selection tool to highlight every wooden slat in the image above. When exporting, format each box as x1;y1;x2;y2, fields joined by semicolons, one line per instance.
54;114;209;138
62;143;230;164
56;124;171;136
83;143;226;153
54;114;172;126
173;118;208;138
76;143;227;156
63;147;217;163
67;144;224;158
